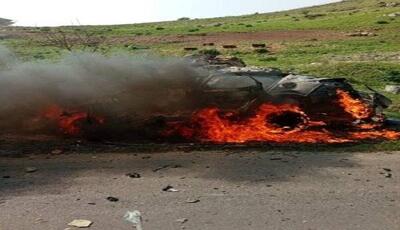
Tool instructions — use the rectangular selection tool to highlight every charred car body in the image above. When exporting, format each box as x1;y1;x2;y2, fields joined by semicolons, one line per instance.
50;55;396;140
197;65;391;126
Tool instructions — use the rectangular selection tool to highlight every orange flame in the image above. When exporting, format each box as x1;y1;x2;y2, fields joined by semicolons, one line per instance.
336;89;372;119
43;105;104;136
166;91;400;143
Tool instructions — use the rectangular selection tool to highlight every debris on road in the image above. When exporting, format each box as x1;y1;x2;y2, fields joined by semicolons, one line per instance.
153;164;182;172
270;157;283;161
176;218;188;224
67;219;93;228
25;167;38;173
51;149;63;155
124;210;143;230
126;173;141;178
185;198;200;203
162;185;179;192
106;196;119;202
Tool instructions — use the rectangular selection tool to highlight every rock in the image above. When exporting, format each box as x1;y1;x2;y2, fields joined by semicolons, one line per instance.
106;196;119;202
162;185;179;192
25;167;38;173
385;85;400;94
67;219;93;228
388;12;400;17
383;168;392;172
126;172;141;178
176;218;188;224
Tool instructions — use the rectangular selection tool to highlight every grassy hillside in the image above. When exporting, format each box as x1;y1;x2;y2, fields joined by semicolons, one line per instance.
1;0;400;118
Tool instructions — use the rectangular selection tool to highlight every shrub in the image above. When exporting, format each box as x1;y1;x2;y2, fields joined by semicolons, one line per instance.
199;49;221;56
376;20;389;24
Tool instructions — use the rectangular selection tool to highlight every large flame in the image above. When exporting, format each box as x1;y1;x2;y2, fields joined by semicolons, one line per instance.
166;90;400;143
336;89;372;119
43;105;104;136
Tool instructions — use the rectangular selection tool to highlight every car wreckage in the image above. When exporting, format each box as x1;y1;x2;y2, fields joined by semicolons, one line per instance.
43;55;400;143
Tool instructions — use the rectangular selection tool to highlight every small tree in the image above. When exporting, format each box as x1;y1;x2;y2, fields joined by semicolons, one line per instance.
40;27;107;52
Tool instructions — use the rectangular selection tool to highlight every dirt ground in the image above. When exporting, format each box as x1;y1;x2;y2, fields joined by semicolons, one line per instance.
108;30;347;46
0;141;399;230
3;28;347;46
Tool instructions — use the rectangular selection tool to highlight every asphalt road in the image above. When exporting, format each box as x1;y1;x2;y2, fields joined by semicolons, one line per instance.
1;150;399;230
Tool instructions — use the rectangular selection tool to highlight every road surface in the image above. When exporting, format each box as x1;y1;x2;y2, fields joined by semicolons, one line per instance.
1;150;399;230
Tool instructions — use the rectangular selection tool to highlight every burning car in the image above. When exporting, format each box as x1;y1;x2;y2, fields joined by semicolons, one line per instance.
41;56;400;144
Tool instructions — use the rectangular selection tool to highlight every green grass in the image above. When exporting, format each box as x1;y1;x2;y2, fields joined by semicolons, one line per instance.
1;0;400;150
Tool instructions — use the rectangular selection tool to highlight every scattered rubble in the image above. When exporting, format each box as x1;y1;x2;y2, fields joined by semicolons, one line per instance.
67;219;93;228
385;85;400;94
124;210;143;230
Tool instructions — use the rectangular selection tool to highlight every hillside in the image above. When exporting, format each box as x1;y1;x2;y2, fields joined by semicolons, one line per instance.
1;0;400;117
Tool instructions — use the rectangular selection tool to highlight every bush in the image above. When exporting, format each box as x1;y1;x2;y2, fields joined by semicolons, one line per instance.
156;27;165;30
188;28;200;32
376;20;389;24
199;49;221;56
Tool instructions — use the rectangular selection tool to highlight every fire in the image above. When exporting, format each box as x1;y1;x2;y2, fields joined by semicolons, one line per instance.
166;91;400;143
336;89;372;119
43;105;104;136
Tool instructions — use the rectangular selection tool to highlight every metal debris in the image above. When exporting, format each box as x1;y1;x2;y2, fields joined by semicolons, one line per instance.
124;210;143;230
162;185;179;192
176;218;188;224
67;219;93;228
126;173;141;178
25;167;38;173
106;196;119;202
185;198;200;203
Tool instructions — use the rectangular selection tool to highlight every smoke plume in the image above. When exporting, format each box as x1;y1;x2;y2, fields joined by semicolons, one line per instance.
0;46;207;136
